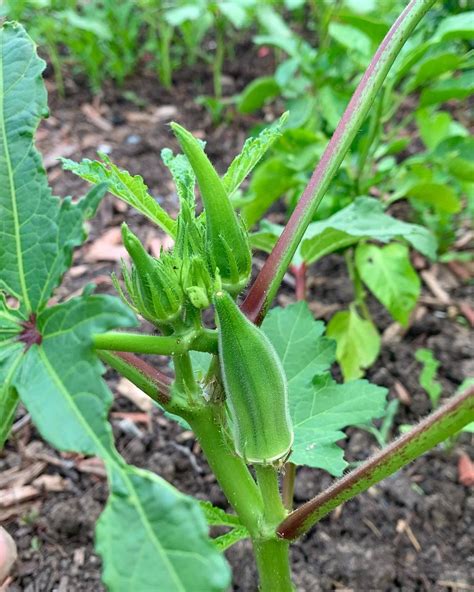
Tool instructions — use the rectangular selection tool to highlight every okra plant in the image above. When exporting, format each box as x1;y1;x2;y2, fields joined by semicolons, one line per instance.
1;4;473;591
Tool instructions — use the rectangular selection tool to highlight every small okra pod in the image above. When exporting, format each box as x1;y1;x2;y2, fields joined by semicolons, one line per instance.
214;290;294;464
170;122;252;294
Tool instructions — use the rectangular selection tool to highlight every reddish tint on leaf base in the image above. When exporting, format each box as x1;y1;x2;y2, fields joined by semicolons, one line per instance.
18;314;42;349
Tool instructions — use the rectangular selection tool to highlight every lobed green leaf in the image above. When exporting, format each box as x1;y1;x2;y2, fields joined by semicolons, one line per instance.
62;153;177;236
0;23;107;313
223;112;288;198
262;302;386;475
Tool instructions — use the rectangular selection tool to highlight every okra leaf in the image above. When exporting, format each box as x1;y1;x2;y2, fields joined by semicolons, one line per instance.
0;385;18;448
262;303;386;475
434;11;474;43
0;300;23;450
355;242;420;326
458;379;474;433
98;465;231;592
420;72;474;107
300;197;437;263
0;304;23;446
326;306;381;381
0;23;107;314
241;157;296;228
199;501;243;528
236;76;281;114
222;113;287;197
262;302;336;386
62;153;177;236
12;295;229;591
289;374;387;475
406;182;461;213
161;147;196;205
212;527;249;552
253;197;437;265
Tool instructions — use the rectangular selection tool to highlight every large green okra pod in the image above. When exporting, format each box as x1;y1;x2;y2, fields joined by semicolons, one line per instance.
170;123;251;293
214;290;294;464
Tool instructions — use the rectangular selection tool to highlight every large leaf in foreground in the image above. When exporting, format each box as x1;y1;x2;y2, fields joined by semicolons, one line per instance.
14;295;230;591
262;303;386;475
0;23;230;590
0;23;105;313
0;300;23;446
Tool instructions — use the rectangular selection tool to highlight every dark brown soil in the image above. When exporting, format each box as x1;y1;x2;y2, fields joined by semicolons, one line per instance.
1;52;473;592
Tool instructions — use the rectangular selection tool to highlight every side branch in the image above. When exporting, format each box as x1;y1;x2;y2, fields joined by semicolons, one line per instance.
93;330;218;355
98;350;172;406
277;387;474;541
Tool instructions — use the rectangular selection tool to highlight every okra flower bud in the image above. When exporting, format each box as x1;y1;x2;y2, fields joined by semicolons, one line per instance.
119;224;184;326
182;256;213;310
170;123;252;294
214;290;294;464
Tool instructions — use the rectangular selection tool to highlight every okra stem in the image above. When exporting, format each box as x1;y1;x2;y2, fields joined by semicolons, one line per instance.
92;329;218;355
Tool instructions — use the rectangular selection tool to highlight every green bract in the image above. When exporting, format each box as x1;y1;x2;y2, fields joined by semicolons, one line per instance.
171;122;252;294
214;290;294;464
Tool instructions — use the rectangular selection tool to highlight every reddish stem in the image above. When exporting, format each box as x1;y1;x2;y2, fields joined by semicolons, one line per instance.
241;0;432;325
291;263;307;302
112;351;172;405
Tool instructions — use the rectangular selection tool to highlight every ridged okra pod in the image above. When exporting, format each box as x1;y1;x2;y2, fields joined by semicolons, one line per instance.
214;290;294;464
170;122;251;293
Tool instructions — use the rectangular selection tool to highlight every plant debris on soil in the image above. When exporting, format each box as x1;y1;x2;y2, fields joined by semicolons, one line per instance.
1;52;473;592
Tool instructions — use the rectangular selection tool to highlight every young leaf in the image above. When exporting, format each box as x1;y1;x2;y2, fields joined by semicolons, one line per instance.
213;527;249;552
199;501;243;528
326;306;381;381
62;154;177;236
416;109;454;150
415;348;442;407
161;147;196;206
0;23;107;314
355;243;420;326
222;113;287;198
262;303;386;475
